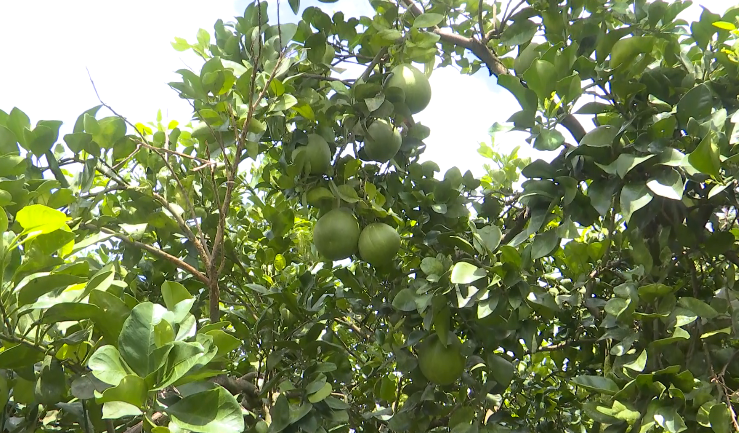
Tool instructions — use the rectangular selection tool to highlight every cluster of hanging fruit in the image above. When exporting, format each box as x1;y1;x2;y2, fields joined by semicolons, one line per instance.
312;208;400;265
290;64;431;266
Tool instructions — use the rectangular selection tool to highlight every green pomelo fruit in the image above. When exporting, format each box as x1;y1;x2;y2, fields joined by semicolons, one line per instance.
313;208;360;261
358;222;401;266
306;186;334;206
364;119;402;162
386;64;432;114
255;420;269;433
417;335;466;386
293;134;331;175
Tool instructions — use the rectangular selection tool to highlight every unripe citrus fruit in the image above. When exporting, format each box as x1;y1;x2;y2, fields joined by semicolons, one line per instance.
306;186;334;206
386;64;432;114
416;334;466;386
358;223;400;266
255;420;269;433
364;120;402;162
293;134;331;175
313;208;360;261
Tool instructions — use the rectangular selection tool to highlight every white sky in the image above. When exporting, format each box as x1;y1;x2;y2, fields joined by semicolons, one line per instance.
0;0;735;178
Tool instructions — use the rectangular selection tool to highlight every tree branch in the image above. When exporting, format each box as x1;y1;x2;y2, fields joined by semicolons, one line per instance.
399;0;587;143
82;223;209;284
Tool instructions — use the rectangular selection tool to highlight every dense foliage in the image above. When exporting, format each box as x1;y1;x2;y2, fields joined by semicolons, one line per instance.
1;0;739;432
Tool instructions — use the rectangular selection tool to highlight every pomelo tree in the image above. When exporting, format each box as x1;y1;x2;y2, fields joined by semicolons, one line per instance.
1;0;739;432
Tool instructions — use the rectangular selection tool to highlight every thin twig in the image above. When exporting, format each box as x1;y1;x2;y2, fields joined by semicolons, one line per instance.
137;141;215;165
301;73;355;84
82;223;209;284
399;0;586;142
691;263;739;431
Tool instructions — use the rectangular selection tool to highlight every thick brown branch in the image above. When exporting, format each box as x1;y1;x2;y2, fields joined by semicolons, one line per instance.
83;224;209;284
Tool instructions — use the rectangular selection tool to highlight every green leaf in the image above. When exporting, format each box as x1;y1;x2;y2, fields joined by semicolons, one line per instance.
580;125;618;147
0;206;7;234
619;183;653;224
497;75;538;113
161;281;193;311
88;345;132;386
610;36;653;69
0;126;18;155
17;274;86;306
571;375;619;395
623;350;647;372
450;262;486;284
270;393;290;432
688;133;721;178
171;37;191;51
26;121;63;156
421;257;444;276
709;403;731;433
118;302;168;377
308;382;332;403
205;330;240;356
64;133;93;154
7;108;29;147
0;344;44;369
677;83;713;124
653;404;687;433
102;401;142;419
534;128;565;151
42;303;102;324
487;353;514;389
167;387;244;433
677;297;719;319
96;375;147;409
392;289;417;312
638;283;675;302
16;204;69;236
92;117;126;149
476;225;502;252
158;338;217;389
413;13;443;28
646;168;684;200
288;0;299;14
522;60;557;101
500;19;537;46
531;230;559;260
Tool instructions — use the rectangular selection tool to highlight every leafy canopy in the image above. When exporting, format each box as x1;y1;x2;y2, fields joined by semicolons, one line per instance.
1;0;739;432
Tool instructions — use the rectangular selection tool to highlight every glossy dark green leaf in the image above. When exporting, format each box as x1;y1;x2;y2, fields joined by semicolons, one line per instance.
646;168;684;200
96;375;147;408
688;132;721;178
677;83;713;124
580;125;618;147
413;13;443;28
619;183;653;224
531;230;559;260
522;60;557;101
392;289;417;312
533;128;565;151
87;345;131;386
42;303;102;324
0;344;43;369
118;302;168;377
610;36;654;69
571;375;619;395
